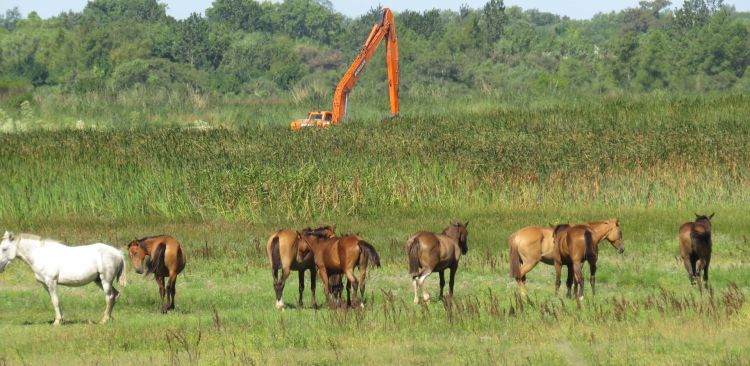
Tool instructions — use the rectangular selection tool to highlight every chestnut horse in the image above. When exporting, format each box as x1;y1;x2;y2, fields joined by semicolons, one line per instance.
406;222;469;304
127;235;186;313
509;219;623;295
297;228;381;308
266;226;341;309
552;224;594;299
679;213;714;287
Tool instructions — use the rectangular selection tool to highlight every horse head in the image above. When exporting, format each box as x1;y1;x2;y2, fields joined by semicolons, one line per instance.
606;219;624;254
694;213;714;232
446;221;469;255
0;231;17;273
296;231;313;263
127;240;150;275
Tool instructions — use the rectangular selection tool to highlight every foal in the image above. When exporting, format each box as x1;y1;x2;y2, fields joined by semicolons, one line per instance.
127;235;186;313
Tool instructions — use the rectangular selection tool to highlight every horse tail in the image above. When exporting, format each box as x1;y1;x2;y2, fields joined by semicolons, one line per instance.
584;230;595;261
358;241;381;268
509;234;521;279
270;235;281;271
407;237;421;276
149;242;167;275
118;252;128;287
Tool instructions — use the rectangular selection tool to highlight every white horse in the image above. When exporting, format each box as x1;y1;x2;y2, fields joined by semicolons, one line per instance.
0;231;127;325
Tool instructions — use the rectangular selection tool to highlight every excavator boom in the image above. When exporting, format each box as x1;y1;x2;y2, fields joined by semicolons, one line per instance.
290;8;399;131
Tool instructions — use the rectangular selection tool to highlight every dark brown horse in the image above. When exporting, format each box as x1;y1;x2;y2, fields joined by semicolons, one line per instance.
679;213;714;287
127;235;186;313
406;222;468;304
266;226;342;309
297;228;381;308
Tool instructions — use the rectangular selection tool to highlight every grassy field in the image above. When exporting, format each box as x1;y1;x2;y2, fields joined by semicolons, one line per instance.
1;94;750;365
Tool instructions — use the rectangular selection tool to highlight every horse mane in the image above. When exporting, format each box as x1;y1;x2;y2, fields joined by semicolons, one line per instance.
553;224;570;235
16;233;42;241
305;230;330;239
695;216;712;224
135;234;169;242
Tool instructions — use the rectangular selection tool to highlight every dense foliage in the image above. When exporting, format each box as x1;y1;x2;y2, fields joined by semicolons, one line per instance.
1;0;749;115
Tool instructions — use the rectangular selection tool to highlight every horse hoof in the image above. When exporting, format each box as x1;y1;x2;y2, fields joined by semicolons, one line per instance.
275;300;284;310
100;318;110;324
53;320;62;326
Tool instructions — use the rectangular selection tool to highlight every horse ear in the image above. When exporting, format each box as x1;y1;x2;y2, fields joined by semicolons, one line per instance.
709;213;715;219
296;231;302;239
464;221;469;227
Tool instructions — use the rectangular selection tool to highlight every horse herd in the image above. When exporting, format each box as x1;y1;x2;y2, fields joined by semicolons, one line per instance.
0;213;714;324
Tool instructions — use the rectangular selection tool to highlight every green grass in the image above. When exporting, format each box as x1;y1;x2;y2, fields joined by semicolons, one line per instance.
1;94;749;364
0;212;749;365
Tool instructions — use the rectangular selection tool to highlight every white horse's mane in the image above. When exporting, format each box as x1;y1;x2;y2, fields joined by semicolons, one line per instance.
16;233;42;241
14;233;66;247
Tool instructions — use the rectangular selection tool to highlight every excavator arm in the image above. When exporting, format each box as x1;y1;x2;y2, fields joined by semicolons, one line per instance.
331;8;399;123
290;8;398;131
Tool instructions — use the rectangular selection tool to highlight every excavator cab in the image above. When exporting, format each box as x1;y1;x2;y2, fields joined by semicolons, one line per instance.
289;111;333;131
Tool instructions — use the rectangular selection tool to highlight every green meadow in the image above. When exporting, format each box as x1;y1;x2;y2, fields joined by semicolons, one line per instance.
1;94;750;365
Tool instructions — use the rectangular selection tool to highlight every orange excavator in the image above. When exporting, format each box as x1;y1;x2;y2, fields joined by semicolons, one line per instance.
290;8;399;131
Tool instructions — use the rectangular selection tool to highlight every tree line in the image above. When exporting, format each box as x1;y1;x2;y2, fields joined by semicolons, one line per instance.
0;0;749;109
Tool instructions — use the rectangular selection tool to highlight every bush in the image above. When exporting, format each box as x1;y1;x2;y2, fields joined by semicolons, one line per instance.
0;78;33;109
110;58;208;90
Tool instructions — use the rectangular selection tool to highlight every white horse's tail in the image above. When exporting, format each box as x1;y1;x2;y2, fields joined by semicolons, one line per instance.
118;254;128;287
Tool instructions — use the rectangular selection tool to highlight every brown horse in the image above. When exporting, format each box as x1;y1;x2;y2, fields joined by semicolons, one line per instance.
127;235;186;313
406;222;469;304
266;226;341;310
552;224;594;299
679;213;714;287
297;228;381;309
509;219;624;295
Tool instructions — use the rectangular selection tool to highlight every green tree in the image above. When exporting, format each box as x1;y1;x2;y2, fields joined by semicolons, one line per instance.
634;30;670;90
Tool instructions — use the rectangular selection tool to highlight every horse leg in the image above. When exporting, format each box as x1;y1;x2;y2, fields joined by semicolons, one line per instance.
156;276;167;313
167;273;177;311
565;265;574;298
412;277;420;304
681;255;694;285
317;267;335;309
517;259;539;296
702;257;710;284
98;278;117;323
44;280;63;325
358;265;368;308
448;263;458;298
310;269;318;309
589;260;597;296
554;261;562;296
345;277;352;308
297;270;305;308
274;268;291;310
689;256;699;286
417;269;433;303
438;270;446;300
344;269;359;307
574;261;585;299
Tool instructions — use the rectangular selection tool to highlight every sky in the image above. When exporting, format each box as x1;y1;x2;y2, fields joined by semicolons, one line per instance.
2;0;750;20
